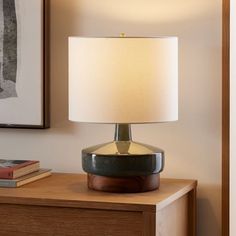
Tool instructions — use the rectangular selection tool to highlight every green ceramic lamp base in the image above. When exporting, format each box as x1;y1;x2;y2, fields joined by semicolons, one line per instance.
82;124;164;193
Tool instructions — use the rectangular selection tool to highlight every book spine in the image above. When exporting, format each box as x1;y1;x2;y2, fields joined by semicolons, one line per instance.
0;168;13;179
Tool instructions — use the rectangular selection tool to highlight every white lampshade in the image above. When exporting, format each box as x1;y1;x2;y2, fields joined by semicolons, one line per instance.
69;37;178;124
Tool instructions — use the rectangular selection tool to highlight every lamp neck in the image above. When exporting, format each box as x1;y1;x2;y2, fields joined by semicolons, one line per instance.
114;124;132;141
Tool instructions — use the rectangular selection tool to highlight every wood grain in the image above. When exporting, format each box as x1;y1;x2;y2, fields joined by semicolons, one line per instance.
0;173;197;212
87;173;160;193
222;0;230;235
143;211;156;236
0;173;197;236
156;195;188;236
0;204;142;236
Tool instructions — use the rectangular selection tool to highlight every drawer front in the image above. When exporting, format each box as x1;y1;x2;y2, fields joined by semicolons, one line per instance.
0;204;143;236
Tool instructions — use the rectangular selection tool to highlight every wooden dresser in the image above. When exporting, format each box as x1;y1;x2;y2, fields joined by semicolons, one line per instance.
0;173;197;236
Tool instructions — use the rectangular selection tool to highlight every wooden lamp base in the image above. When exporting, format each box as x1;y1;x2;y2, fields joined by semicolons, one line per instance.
87;173;160;193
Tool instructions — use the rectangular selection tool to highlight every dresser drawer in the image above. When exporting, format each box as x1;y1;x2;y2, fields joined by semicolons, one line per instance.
0;204;143;236
0;174;197;236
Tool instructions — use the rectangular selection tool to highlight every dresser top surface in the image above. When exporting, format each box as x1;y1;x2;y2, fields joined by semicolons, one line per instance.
0;173;197;212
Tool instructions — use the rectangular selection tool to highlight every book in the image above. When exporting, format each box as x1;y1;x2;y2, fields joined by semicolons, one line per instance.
0;159;40;179
0;169;52;188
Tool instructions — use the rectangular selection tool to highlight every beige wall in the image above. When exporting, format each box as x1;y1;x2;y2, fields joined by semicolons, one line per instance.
230;0;236;235
0;0;222;235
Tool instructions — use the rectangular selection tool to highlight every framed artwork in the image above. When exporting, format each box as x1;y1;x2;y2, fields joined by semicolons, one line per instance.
0;0;49;128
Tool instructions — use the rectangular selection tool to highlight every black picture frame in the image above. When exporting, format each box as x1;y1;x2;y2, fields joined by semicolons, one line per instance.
0;0;49;129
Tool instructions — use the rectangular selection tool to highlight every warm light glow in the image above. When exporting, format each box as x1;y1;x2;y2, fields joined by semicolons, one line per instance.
79;0;217;23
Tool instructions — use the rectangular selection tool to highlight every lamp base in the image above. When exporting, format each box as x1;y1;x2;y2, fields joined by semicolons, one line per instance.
87;173;160;193
82;124;164;193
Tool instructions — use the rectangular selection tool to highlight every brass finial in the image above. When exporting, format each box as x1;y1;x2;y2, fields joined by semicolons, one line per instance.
120;33;126;38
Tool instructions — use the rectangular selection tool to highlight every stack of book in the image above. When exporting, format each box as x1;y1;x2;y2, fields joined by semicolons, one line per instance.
0;159;51;188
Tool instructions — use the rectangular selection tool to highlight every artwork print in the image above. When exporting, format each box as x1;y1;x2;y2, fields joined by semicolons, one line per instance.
0;0;17;99
0;0;49;128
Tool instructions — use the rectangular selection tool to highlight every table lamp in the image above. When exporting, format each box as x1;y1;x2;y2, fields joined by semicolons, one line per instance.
69;36;178;193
